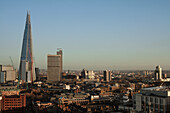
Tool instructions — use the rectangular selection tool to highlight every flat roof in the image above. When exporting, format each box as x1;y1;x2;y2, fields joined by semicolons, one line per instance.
48;55;61;57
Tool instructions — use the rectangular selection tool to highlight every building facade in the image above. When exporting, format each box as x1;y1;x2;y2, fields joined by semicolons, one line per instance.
104;70;112;82
81;69;88;79
0;86;26;113
47;55;61;81
19;11;36;83
0;65;16;83
1;95;26;112
57;48;63;77
154;65;162;81
133;86;170;113
154;65;170;82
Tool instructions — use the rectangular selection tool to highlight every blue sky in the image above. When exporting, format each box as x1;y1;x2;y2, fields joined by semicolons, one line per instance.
0;0;170;70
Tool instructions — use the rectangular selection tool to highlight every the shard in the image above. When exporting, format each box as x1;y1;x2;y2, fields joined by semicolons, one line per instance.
19;11;36;83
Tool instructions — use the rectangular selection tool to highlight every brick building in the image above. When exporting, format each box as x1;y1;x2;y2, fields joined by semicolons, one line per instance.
0;86;26;113
1;94;26;112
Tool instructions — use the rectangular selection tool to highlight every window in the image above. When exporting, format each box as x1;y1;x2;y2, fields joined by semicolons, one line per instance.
146;97;148;102
160;105;164;109
134;101;136;104
133;105;136;109
160;99;163;104
155;98;158;103
155;104;158;110
150;97;153;102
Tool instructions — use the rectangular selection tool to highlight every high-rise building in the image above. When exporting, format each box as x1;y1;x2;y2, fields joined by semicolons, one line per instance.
19;11;36;83
154;65;162;81
104;70;112;82
81;69;88;79
57;48;63;78
47;55;61;82
35;67;40;81
154;65;170;82
0;65;16;83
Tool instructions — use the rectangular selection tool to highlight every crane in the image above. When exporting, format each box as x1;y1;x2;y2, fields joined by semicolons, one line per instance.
9;56;15;69
9;56;18;86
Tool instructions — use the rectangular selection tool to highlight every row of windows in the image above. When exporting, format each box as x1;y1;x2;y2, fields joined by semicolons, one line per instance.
4;104;22;106
142;96;164;104
5;102;22;103
4;99;21;101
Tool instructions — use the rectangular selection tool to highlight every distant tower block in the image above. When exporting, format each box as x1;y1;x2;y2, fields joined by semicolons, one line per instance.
19;11;36;83
154;65;162;81
104;70;112;82
57;48;63;78
47;55;61;81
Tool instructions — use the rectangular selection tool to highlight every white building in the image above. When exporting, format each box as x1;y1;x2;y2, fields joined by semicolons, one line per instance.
133;86;170;113
155;65;162;81
63;84;70;90
0;65;16;83
154;65;170;81
87;70;95;79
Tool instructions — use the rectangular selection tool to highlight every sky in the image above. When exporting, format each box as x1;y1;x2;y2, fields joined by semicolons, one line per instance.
0;0;170;70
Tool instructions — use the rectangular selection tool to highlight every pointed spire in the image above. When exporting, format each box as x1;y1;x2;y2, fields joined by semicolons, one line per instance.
19;11;36;83
26;10;31;24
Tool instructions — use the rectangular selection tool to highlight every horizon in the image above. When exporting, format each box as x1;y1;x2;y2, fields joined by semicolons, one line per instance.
0;0;170;70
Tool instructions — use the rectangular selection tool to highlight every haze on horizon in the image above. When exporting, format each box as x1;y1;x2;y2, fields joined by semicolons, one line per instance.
0;0;170;70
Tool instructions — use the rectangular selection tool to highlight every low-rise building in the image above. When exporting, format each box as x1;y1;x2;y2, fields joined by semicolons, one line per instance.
1;94;26;111
133;86;170;113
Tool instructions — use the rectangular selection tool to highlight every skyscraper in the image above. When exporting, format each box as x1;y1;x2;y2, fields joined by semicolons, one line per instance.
47;55;61;81
104;70;112;82
154;65;162;81
81;69;88;79
19;11;36;83
57;48;63;78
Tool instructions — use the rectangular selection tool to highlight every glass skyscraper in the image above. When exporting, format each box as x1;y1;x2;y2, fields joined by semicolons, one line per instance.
19;11;36;83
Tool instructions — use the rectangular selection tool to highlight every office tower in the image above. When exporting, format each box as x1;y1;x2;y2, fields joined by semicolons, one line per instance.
47;55;61;81
0;72;5;83
154;65;162;81
35;68;40;81
19;11;36;83
81;69;88;79
0;65;16;83
104;70;112;82
57;48;63;77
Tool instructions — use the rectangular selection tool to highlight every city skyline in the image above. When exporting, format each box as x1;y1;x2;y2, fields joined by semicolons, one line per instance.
0;1;170;70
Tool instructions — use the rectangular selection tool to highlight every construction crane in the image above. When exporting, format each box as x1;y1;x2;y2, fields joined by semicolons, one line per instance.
9;56;18;86
9;56;15;69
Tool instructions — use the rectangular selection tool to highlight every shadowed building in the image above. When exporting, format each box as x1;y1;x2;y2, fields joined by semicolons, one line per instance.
104;70;112;82
57;48;63;79
81;69;88;79
19;11;36;83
